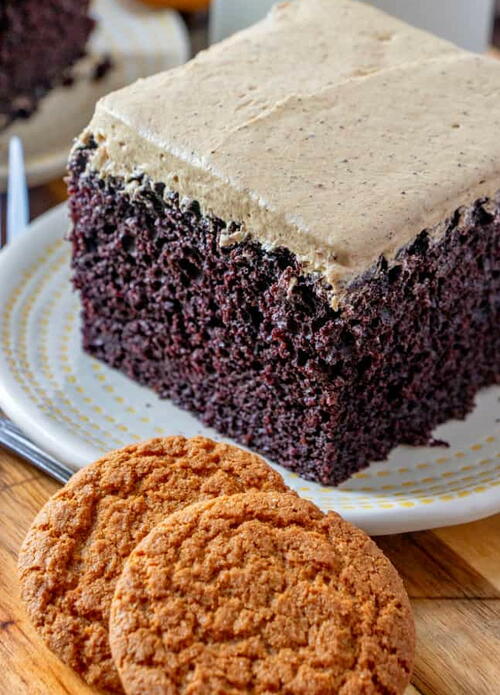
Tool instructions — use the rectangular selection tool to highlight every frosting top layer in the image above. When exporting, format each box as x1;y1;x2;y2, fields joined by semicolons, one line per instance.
83;0;500;290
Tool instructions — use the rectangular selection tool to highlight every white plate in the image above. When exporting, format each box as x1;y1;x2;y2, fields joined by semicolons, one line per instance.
1;203;499;535
0;0;189;189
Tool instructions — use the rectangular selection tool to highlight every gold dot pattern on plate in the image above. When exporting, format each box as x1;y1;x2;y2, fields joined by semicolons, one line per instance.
2;244;116;451
1;239;499;514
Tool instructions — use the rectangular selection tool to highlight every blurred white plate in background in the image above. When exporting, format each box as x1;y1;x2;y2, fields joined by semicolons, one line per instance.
0;0;189;189
1;204;499;535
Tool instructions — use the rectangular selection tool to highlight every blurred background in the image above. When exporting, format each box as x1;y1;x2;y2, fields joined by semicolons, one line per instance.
1;0;500;226
211;0;497;50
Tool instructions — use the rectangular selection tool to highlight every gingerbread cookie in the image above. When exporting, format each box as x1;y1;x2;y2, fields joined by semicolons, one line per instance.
18;437;287;693
110;492;415;695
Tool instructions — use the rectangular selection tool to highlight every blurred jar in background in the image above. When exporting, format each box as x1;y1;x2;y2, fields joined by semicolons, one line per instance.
368;0;494;52
210;0;495;52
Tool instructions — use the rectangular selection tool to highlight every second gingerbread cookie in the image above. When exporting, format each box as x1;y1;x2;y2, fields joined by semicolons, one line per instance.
110;492;415;695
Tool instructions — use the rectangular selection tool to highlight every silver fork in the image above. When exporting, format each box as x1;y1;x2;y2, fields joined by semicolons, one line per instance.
7;136;29;242
0;417;72;483
0;137;72;483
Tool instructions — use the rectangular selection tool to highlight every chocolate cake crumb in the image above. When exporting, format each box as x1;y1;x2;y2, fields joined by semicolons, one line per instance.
92;54;113;82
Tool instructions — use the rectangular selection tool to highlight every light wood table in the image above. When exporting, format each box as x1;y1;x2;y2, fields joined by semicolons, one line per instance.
1;445;499;694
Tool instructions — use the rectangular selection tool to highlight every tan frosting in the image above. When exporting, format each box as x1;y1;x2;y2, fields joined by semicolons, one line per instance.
78;0;500;295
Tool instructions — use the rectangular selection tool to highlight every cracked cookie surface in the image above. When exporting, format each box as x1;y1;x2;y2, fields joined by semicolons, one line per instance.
18;437;287;693
110;492;415;695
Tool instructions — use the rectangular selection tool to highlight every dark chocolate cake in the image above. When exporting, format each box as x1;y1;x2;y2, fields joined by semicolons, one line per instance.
68;0;500;485
0;0;94;128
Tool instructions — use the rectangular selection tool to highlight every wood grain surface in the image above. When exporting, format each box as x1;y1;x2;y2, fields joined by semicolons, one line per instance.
0;446;499;694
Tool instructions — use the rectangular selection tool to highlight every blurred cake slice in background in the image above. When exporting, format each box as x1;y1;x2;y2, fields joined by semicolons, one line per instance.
0;0;189;188
0;0;95;130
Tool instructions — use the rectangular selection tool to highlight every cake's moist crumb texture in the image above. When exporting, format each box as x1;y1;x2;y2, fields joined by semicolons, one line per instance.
68;144;500;485
110;492;415;695
18;436;287;694
0;0;94;127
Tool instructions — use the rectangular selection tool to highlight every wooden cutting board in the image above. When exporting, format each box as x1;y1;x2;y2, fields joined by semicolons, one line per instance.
1;447;499;695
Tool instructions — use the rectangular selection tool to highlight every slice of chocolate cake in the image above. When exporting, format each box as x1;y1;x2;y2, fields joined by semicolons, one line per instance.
0;0;94;128
68;0;500;485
